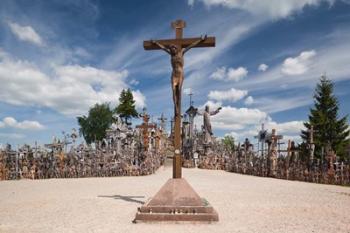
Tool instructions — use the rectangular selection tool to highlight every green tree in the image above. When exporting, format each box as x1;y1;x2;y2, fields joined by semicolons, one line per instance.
222;135;236;152
77;103;113;144
115;88;138;124
301;75;349;160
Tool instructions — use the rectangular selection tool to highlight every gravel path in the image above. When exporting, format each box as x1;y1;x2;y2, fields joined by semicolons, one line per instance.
1;165;349;233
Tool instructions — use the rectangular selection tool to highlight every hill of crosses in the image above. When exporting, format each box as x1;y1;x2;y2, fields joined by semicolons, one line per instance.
1;14;350;233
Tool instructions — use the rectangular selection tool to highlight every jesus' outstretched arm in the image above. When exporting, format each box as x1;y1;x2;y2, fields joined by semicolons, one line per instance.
183;35;207;54
151;40;171;55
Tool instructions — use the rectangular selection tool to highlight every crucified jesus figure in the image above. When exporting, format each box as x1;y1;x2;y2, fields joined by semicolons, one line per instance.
151;35;207;116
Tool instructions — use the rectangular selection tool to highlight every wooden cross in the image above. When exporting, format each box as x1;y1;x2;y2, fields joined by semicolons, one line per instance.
143;19;215;178
266;129;283;148
307;125;318;163
308;125;318;144
136;113;156;151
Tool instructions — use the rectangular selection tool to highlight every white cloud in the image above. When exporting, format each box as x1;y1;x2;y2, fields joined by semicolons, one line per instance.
244;96;254;105
281;50;316;75
129;79;139;86
210;67;226;80
227;120;305;143
208;88;248;102
254;95;312;113
0;133;26;139
232;29;350;93
263;120;305;135
188;0;334;19
199;100;223;111
0;52;146;116
0;117;44;130
131;90;146;109
210;66;248;82
208;105;269;130
194;100;305;143
7;21;43;46
258;63;268;72
185;23;253;77
228;67;248;81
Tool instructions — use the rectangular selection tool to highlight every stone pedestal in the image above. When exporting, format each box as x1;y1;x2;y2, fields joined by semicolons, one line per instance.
134;178;218;222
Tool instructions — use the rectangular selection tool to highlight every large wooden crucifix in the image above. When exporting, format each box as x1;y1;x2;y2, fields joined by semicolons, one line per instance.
144;19;215;178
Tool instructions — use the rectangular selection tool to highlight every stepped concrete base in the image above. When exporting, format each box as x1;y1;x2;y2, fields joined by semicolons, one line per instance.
134;178;219;223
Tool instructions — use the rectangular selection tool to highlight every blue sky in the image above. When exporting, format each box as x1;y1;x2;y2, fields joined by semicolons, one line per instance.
0;0;350;147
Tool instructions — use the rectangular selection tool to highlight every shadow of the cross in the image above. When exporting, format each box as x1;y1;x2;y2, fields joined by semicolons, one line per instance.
98;194;145;204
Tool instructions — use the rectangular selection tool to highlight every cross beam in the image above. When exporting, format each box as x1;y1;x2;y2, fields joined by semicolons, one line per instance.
144;37;215;50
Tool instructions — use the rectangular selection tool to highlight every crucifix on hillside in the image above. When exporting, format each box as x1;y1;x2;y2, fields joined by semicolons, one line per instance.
144;19;215;178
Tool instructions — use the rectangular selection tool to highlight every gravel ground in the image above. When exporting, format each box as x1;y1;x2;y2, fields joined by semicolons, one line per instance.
0;164;349;233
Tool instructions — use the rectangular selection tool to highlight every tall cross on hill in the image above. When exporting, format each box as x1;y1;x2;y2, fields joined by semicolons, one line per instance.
144;19;215;178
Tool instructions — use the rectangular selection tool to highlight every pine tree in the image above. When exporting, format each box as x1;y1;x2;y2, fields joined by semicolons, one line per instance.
301;76;349;160
77;103;113;144
115;89;138;124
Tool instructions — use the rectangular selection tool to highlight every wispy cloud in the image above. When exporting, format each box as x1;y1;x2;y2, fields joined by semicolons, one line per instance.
253;95;312;113
258;63;268;72
194;103;269;131
0;132;26;139
281;50;316;75
7;21;44;46
0;116;44;130
188;0;335;19
208;88;248;102
210;66;248;82
244;96;254;105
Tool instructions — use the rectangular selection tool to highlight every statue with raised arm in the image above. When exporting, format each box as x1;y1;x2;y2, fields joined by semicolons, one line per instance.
151;35;207;116
196;105;222;144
